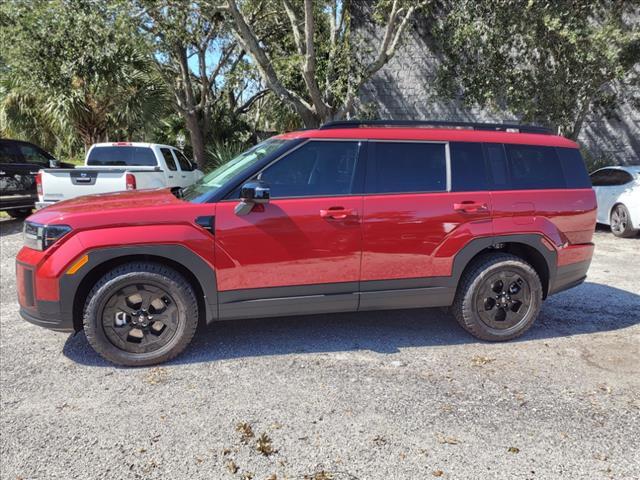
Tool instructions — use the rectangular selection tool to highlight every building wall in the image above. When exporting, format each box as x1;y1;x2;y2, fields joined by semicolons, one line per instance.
354;10;640;166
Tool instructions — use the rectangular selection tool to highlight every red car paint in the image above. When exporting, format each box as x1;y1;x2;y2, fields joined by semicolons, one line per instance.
16;125;596;334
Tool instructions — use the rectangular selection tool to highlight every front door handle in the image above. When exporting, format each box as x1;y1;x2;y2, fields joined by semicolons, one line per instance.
320;207;357;220
453;201;489;213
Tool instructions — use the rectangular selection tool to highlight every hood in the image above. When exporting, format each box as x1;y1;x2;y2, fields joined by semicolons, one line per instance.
28;188;182;226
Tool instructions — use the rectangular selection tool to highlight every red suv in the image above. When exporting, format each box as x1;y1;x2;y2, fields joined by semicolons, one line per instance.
16;121;597;366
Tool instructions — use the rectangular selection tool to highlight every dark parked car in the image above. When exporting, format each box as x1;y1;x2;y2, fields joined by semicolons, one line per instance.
0;139;73;218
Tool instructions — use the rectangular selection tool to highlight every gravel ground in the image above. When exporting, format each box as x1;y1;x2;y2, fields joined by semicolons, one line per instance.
1;218;639;480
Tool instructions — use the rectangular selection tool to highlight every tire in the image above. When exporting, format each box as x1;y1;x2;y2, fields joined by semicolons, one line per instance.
7;208;32;219
610;204;636;238
452;253;543;341
83;262;199;366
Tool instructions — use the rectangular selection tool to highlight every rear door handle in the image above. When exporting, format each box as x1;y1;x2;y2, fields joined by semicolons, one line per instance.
320;207;357;220
453;201;489;213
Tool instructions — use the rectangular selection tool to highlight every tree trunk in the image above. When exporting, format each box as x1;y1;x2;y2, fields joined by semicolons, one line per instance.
184;112;207;170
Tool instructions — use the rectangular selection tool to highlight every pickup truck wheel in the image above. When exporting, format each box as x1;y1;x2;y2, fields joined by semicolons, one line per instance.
83;262;199;366
452;253;542;341
8;208;32;219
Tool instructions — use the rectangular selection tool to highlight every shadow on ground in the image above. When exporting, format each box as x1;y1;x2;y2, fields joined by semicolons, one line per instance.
0;218;24;236
62;281;640;367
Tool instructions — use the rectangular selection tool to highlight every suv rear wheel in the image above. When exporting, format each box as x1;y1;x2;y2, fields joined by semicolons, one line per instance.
83;262;199;366
452;253;542;341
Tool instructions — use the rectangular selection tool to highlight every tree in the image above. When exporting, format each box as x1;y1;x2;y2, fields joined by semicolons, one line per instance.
131;0;269;169
223;0;427;127
433;0;640;139
0;0;165;154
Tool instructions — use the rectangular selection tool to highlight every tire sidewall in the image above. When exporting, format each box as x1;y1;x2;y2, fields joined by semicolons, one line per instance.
84;267;197;366
455;254;543;342
469;261;542;339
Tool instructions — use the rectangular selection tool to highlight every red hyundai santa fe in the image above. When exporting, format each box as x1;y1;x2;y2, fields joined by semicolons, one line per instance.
16;121;597;366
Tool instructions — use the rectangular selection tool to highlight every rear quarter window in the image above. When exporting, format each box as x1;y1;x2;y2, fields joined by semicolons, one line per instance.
87;146;158;167
556;148;591;188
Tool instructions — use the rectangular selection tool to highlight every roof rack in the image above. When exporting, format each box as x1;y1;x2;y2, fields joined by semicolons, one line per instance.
319;120;553;135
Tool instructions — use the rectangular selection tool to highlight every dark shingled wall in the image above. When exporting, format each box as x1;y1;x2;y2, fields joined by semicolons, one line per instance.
352;4;640;166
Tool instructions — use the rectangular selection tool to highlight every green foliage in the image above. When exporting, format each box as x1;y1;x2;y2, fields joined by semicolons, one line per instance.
205;139;250;172
433;0;640;139
0;0;168;158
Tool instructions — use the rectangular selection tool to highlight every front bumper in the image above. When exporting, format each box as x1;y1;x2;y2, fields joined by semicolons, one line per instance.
16;260;74;332
19;305;73;332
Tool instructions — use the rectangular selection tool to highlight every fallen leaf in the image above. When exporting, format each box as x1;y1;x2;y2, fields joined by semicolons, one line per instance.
236;422;255;444
144;367;168;385
256;433;276;456
436;433;460;445
304;472;333;480
266;475;278;480
472;356;495;366
508;447;520;454
226;460;239;474
433;470;444;477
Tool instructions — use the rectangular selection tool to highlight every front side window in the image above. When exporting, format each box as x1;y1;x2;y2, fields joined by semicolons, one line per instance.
590;168;634;186
87;146;157;167
259;141;360;198
182;138;288;201
161;148;177;171
369;141;446;193
174;150;193;171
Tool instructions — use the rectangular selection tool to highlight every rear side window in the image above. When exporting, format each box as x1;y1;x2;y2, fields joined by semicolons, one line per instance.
161;148;177;171
451;142;486;191
590;168;634;186
484;143;509;189
18;144;52;165
505;145;565;189
557;148;590;188
260;141;360;198
369;142;446;193
87;146;157;167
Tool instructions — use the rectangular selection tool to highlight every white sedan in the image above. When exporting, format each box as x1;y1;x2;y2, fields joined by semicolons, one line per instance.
590;165;640;237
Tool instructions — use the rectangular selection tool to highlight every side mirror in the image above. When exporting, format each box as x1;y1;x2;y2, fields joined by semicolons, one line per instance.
49;159;60;168
235;180;270;216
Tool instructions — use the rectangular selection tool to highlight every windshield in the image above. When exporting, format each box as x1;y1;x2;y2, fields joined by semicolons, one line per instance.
87;146;158;166
182;138;288;201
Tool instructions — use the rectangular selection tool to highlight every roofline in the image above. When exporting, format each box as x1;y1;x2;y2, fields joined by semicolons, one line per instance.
275;127;578;149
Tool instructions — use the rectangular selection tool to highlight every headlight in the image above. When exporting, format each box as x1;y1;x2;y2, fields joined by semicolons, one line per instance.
23;222;71;251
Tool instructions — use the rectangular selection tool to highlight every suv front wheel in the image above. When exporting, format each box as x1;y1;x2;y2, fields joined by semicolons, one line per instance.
452;253;543;341
83;262;199;366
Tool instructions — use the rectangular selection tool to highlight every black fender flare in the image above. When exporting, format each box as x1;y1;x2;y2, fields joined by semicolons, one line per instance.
60;244;218;330
449;234;557;295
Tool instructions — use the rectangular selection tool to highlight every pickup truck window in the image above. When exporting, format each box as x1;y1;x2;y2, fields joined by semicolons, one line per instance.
161;148;178;171
174;150;193;171
87;146;157;167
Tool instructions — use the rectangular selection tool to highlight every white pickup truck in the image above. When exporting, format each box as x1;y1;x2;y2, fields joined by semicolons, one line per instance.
36;142;204;209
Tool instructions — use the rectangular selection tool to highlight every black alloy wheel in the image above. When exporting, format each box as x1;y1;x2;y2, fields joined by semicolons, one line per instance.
83;262;199;366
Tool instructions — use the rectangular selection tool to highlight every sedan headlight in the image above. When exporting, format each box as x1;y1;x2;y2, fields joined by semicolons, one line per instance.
24;222;71;251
